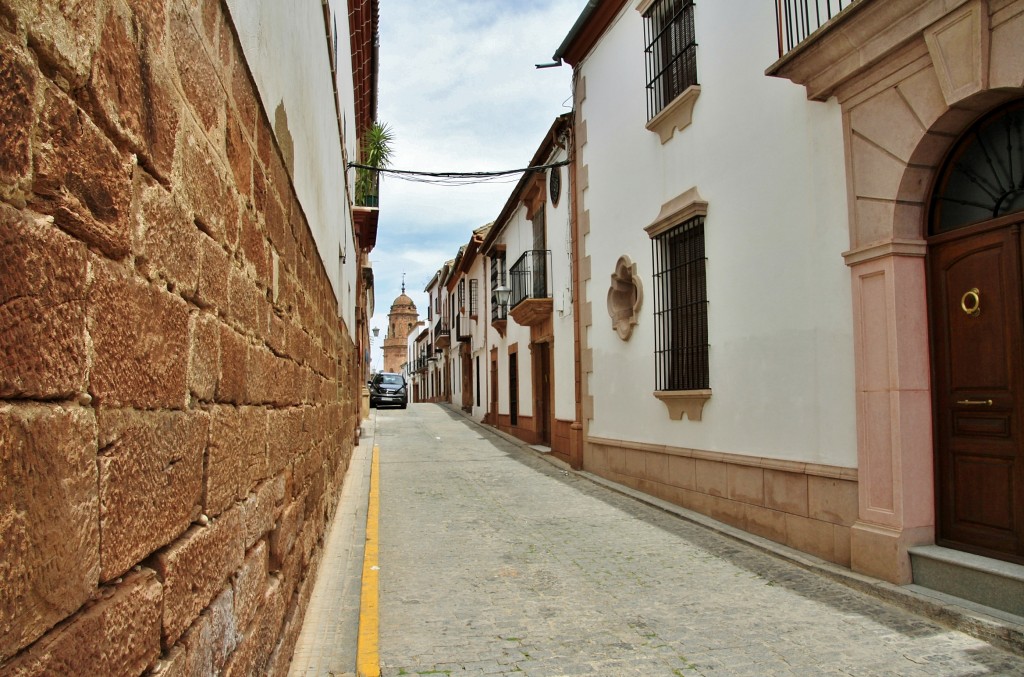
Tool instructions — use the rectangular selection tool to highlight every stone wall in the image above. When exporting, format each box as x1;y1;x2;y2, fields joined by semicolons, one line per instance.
0;0;360;674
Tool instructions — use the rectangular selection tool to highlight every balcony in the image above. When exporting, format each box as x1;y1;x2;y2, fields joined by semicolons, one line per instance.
774;0;858;58
455;315;473;343
508;250;553;327
433;317;450;350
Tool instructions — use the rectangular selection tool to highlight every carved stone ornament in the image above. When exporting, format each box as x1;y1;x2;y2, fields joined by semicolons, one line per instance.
607;255;643;341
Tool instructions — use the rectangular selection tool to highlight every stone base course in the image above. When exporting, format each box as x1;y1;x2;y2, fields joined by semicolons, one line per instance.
0;0;358;673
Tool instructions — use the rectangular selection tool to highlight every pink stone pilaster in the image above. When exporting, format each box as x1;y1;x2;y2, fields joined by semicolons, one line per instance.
846;246;935;583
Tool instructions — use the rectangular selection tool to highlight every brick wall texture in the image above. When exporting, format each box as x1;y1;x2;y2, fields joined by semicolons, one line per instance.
0;0;361;674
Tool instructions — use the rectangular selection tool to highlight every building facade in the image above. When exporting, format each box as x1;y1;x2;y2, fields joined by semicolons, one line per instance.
554;0;858;572
767;0;1024;584
548;0;1024;598
481;114;581;462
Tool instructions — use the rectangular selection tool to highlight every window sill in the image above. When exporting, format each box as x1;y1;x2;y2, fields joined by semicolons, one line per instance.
654;389;711;421
646;85;700;144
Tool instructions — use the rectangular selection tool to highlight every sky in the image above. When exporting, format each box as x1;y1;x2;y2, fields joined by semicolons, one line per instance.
367;0;587;369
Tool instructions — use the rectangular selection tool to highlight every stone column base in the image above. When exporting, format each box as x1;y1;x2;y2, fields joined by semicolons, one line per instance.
851;521;934;584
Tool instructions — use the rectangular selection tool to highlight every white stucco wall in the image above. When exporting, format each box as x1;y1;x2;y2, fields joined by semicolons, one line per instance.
578;3;856;467
226;0;358;336
486;141;577;429
547;147;577;423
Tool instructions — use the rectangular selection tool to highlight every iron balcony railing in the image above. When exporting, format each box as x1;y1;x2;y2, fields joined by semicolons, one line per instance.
509;250;552;310
775;0;857;57
433;317;450;345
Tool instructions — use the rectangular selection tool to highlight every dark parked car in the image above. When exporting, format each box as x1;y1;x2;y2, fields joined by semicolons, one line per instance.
369;372;408;409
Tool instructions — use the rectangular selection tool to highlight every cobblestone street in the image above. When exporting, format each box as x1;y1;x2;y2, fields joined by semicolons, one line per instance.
366;404;1024;676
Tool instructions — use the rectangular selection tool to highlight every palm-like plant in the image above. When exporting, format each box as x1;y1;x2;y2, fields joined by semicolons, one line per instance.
355;121;394;207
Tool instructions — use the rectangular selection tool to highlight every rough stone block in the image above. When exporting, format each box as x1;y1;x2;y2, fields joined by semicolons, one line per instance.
88;257;189;409
20;0;102;88
206;405;267;515
238;208;270;285
154;507;243;648
222;576;284;677
32;81;133;259
197;233;230;312
0;405;98;663
0;35;36;200
97;408;207;580
228;265;263;336
188;310;220;401
268;498;303;572
267;407;304;475
177;127;232;244
178;584;239;676
0;204;88;399
233;541;268;631
1;569;161;677
169;3;222;134
134;170;200;296
244;343;281;406
225;112;252;200
217;325;248;404
230;55;258;139
87;5;178;182
241;476;284;551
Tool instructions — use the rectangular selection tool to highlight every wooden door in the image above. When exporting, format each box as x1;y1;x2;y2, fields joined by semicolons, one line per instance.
533;343;551;445
489;355;498;424
928;218;1024;563
461;343;473;411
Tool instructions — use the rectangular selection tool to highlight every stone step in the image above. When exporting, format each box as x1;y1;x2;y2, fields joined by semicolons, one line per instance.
908;545;1024;619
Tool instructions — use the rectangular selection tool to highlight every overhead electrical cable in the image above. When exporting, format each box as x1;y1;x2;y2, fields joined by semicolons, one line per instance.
347;160;569;187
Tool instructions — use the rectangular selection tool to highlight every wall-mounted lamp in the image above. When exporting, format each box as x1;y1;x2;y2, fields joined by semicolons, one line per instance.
494;284;511;309
372;326;380;337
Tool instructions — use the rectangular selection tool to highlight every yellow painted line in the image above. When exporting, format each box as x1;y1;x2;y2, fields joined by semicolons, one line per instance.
357;445;381;677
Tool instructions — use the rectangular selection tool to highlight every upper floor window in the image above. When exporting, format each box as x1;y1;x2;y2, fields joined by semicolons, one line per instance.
469;278;479;317
491;253;507;322
642;0;697;120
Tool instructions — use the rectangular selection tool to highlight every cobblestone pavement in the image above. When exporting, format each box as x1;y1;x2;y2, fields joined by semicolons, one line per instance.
376;404;1024;677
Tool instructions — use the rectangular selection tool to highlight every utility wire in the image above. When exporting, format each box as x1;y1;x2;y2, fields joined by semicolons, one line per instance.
347;160;568;187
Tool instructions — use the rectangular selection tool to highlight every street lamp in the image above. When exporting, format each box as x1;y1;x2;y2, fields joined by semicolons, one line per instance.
372;326;380;338
494;284;511;309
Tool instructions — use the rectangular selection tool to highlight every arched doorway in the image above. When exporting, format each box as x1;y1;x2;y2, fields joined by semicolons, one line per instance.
927;99;1024;564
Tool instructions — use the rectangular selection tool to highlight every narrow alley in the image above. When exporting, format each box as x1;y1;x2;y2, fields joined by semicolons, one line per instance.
292;404;1024;677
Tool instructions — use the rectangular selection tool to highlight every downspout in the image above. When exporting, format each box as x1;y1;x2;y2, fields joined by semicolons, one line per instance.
568;97;584;471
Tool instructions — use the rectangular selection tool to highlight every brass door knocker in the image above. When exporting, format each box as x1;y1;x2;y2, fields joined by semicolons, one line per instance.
960;288;981;317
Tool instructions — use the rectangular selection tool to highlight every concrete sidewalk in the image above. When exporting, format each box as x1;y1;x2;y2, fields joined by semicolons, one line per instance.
288;416;377;677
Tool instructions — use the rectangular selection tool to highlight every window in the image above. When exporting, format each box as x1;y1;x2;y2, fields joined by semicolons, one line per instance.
491;253;507;322
642;0;697;120
458;279;466;311
651;214;708;391
469;278;479;317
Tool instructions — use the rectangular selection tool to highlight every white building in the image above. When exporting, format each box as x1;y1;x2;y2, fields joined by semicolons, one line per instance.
482;114;580;460
553;0;1024;605
554;0;857;567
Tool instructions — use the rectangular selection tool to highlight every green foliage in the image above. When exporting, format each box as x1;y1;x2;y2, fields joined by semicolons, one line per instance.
355;121;394;207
